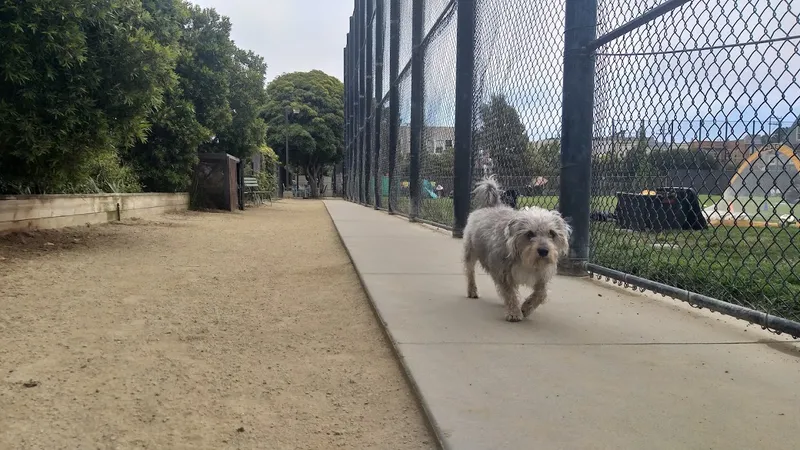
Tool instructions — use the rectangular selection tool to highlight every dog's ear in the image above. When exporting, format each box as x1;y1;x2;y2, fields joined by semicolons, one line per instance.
551;214;572;256
504;218;521;238
504;218;522;257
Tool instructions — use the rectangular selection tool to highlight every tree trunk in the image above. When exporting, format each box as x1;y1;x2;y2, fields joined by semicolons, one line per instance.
306;165;321;198
316;170;325;197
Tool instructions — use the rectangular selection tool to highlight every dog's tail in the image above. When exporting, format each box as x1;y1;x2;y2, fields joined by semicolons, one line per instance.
472;176;503;209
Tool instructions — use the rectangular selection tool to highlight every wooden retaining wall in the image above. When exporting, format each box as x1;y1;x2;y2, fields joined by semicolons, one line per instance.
0;193;189;233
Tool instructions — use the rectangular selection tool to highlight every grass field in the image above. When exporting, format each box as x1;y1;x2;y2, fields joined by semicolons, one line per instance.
517;194;799;219
372;194;800;320
590;223;800;320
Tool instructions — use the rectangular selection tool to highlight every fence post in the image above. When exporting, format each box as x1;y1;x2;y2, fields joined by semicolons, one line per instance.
408;0;424;220
348;16;357;201
559;0;597;275
387;0;400;214
344;34;348;200
342;44;349;200
364;0;375;206
374;0;385;209
452;0;476;238
357;0;366;204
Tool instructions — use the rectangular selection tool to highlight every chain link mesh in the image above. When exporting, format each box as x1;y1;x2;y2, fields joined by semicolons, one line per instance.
424;0;454;35
395;70;412;215
398;0;413;70
419;1;457;226
590;0;800;321
366;11;377;207
378;99;391;209
380;2;391;101
345;0;800;329
471;0;566;211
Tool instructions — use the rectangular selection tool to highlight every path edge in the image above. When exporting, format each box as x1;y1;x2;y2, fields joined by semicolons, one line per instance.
323;200;449;450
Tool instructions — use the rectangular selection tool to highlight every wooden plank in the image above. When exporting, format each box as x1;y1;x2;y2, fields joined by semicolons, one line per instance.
0;193;189;233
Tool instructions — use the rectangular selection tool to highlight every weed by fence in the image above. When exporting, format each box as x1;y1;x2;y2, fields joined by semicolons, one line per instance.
343;0;800;336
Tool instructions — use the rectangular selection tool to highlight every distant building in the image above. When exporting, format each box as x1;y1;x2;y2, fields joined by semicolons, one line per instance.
687;138;757;168
591;135;657;156
398;125;454;154
781;123;800;148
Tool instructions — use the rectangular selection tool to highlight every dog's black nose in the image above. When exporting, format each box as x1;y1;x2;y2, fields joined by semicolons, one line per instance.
537;248;549;257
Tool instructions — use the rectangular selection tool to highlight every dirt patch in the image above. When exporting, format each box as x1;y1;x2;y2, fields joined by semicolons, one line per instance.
0;201;434;449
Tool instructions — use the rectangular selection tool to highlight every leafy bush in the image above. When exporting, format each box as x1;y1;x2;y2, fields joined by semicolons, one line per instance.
0;0;270;195
0;0;175;194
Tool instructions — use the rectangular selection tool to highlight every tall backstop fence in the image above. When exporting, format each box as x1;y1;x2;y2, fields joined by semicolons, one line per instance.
343;0;800;337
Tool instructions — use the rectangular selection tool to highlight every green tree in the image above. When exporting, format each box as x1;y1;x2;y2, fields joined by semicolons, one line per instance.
474;95;530;178
178;5;235;143
620;124;655;178
650;147;721;170
125;0;208;192
525;140;560;176
420;146;455;175
0;0;175;193
128;2;268;191
212;48;269;159
264;70;345;198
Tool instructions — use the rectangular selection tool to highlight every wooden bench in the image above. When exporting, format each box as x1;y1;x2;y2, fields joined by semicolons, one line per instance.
243;176;272;205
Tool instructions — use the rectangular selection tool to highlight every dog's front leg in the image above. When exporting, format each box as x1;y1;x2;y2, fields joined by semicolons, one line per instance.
464;256;479;299
494;276;522;322
521;281;548;318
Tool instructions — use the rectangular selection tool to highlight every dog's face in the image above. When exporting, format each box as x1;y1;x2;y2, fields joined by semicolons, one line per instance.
503;208;571;266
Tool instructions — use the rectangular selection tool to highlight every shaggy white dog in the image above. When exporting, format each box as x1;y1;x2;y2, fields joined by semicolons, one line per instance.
463;177;571;322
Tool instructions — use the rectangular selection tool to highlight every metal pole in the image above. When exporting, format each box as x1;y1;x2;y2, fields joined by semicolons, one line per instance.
408;0;424;220
365;0;375;206
452;0;476;238
374;0;385;209
348;18;355;201
343;45;347;199
342;45;347;199
358;0;367;204
559;0;598;276
354;2;360;202
285;108;290;194
353;8;361;202
584;0;691;52
387;0;400;214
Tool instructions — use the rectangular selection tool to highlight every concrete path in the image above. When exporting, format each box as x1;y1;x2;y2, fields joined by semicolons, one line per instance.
324;200;800;450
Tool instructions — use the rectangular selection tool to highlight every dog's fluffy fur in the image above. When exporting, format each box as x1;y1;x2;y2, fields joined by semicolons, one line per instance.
463;177;571;322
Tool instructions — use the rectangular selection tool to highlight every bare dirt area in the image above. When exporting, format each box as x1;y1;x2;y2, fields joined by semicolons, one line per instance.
0;200;434;450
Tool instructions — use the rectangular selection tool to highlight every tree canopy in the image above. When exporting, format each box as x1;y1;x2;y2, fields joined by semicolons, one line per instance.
264;70;344;197
0;0;271;194
474;95;531;179
0;0;175;192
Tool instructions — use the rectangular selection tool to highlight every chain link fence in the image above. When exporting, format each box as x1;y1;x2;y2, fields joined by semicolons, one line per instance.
589;0;800;325
472;0;565;211
344;0;800;336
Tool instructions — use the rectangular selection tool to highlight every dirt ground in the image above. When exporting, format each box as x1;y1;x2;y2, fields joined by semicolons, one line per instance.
0;200;434;450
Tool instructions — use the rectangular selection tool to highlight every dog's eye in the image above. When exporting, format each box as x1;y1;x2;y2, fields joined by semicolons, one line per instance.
549;230;557;238
526;231;536;239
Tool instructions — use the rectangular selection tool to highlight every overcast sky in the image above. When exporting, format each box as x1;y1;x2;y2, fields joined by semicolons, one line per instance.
187;0;799;142
190;0;352;82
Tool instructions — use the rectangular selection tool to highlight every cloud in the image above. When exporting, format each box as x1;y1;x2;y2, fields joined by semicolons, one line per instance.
375;0;800;142
190;0;352;81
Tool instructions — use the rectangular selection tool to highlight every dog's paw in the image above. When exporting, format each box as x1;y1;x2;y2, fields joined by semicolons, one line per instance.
521;302;533;318
467;290;479;299
505;311;523;322
521;295;546;317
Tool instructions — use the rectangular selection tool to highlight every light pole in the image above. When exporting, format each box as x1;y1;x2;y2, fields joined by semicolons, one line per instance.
284;106;300;195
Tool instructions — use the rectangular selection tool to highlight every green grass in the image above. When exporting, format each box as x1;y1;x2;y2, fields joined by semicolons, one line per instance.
378;196;454;226
370;193;800;320
591;223;800;320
